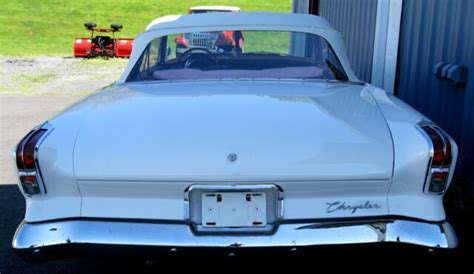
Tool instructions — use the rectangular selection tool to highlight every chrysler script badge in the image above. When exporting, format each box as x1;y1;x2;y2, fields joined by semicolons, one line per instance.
326;201;382;214
227;153;237;162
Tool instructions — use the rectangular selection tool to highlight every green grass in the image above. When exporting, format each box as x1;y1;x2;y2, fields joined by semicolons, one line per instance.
243;31;290;53
0;0;291;56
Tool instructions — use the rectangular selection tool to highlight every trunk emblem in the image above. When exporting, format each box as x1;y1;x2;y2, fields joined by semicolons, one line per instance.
227;153;237;162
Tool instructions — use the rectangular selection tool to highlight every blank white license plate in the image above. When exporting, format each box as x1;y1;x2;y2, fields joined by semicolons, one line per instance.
201;192;267;227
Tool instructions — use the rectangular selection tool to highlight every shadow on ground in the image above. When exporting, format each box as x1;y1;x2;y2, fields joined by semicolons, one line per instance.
0;184;472;273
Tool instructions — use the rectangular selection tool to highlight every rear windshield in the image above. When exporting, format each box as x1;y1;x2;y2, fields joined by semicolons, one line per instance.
126;30;348;82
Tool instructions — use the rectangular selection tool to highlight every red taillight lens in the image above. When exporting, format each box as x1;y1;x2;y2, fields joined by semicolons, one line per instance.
16;129;46;171
15;133;29;170
23;129;46;169
421;125;452;167
16;127;48;195
420;124;453;194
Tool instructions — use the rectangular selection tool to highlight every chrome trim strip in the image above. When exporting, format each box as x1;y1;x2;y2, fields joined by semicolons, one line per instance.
34;122;54;194
12;218;458;254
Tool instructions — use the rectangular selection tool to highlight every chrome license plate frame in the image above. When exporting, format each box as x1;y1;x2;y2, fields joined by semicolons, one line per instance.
185;184;283;234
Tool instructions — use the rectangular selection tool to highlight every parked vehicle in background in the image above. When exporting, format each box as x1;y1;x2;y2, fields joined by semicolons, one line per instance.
73;23;133;58
175;6;242;56
13;12;458;262
188;5;240;13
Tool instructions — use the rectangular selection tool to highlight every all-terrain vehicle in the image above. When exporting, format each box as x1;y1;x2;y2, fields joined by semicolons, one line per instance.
73;23;133;58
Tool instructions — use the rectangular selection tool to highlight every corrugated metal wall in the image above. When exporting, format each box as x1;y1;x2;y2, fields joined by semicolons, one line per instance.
396;0;474;187
309;0;474;192
318;0;378;82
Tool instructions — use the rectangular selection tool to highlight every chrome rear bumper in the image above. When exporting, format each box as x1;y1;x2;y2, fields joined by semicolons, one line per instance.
13;218;457;261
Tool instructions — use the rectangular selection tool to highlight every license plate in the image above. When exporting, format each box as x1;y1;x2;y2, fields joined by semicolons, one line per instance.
201;192;267;227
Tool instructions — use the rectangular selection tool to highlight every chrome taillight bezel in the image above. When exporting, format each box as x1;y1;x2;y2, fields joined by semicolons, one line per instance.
417;122;454;195
15;122;53;196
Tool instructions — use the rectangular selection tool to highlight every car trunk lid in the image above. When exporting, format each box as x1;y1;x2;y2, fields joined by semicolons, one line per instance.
71;81;393;181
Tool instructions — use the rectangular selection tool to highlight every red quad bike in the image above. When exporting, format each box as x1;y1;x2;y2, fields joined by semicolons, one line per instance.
74;22;133;58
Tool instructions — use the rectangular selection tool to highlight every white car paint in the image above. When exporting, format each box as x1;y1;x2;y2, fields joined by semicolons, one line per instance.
12;13;458;257
26;80;454;222
73;83;393;181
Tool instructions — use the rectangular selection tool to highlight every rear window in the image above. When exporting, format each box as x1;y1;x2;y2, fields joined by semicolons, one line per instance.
127;30;348;82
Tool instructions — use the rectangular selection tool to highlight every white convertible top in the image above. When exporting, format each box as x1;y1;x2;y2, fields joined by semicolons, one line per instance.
145;12;332;32
120;12;358;84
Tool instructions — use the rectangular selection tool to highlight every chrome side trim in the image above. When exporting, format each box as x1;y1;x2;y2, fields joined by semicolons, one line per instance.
12;218;458;256
34;122;54;194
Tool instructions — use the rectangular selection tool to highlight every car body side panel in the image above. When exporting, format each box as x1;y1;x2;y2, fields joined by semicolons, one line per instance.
23;124;82;222
369;87;458;221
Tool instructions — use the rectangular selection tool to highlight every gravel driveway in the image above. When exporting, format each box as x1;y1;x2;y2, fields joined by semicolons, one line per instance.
0;57;127;95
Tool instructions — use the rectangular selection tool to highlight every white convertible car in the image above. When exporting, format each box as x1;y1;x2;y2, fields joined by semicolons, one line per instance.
13;12;458;261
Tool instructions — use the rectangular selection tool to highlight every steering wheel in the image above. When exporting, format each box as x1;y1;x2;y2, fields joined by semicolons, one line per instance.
178;48;219;70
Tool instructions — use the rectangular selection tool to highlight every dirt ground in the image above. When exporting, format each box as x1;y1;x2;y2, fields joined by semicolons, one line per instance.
0;57;127;95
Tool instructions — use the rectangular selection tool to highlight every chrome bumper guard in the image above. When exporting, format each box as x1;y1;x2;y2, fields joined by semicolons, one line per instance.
13;218;457;261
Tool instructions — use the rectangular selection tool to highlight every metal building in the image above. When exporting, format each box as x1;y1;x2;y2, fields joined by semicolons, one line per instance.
293;0;474;195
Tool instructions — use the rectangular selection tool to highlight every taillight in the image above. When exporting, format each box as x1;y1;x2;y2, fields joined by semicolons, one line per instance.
429;171;449;193
421;125;451;166
420;124;453;194
18;172;40;195
15;126;49;195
